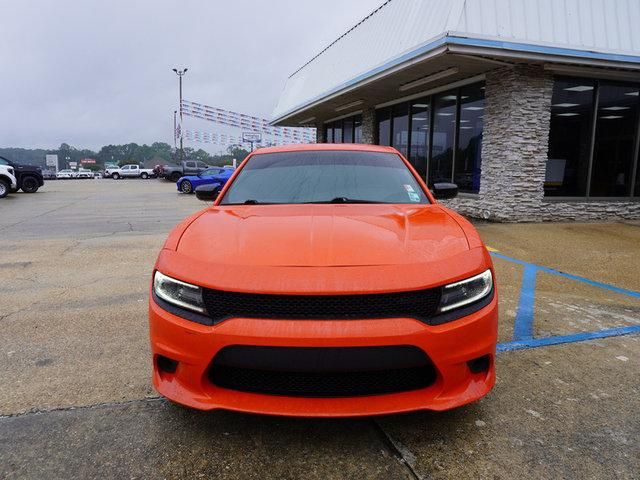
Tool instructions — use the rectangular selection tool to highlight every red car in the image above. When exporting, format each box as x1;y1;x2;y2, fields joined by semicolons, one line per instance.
149;144;497;417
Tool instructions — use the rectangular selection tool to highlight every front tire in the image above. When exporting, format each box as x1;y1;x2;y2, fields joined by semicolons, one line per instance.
0;179;9;198
180;180;193;194
141;172;149;179
21;176;40;193
112;173;120;180
170;172;181;182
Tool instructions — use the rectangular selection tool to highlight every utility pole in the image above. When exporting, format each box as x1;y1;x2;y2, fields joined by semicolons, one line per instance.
172;68;188;161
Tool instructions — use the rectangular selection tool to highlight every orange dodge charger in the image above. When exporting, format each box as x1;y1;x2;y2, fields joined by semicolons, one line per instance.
149;144;497;416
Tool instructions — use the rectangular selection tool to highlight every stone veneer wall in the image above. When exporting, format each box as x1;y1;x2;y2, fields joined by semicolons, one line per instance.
444;64;640;222
361;106;376;144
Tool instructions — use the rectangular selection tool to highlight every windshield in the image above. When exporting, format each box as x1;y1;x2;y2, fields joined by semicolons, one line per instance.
220;150;429;205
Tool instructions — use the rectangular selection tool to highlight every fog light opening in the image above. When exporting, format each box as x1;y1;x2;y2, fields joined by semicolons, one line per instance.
467;355;491;374
157;355;179;374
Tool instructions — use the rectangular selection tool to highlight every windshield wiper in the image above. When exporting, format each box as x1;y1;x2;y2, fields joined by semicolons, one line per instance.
305;197;384;204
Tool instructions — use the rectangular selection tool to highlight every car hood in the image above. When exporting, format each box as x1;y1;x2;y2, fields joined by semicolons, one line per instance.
176;204;469;267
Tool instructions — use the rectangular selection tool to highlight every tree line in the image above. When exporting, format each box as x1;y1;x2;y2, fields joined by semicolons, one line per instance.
0;143;250;169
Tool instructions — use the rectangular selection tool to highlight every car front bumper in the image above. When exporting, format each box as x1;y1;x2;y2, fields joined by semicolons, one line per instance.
149;292;498;417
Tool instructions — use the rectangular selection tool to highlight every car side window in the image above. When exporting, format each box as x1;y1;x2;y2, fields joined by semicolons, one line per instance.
186;161;196;168
0;158;8;165
197;162;208;169
131;165;138;170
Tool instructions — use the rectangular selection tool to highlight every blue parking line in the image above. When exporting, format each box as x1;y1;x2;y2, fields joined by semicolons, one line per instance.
490;252;640;299
489;250;640;351
512;264;536;341
497;325;640;352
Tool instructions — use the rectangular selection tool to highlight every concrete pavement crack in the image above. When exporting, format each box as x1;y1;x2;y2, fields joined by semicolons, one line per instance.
0;396;164;420
372;419;424;480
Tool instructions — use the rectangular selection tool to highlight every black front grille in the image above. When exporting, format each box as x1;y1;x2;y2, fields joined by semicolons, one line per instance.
202;287;441;324
208;345;436;398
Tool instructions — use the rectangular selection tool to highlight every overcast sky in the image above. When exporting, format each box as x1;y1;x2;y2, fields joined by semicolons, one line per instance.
1;0;382;153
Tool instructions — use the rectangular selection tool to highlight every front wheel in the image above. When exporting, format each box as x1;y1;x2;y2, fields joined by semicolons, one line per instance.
112;173;120;180
170;172;182;182
141;172;149;179
0;179;9;198
21;176;40;193
180;180;193;194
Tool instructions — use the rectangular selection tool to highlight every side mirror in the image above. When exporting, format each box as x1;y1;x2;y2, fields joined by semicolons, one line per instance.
432;182;458;200
195;184;221;202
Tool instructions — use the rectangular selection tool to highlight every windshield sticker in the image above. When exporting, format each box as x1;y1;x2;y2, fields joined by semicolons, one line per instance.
408;192;420;202
403;184;415;192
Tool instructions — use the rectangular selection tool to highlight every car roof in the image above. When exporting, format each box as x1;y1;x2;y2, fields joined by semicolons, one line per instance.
250;143;400;155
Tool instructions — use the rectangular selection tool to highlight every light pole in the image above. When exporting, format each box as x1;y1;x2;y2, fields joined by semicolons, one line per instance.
173;110;177;150
172;68;188;161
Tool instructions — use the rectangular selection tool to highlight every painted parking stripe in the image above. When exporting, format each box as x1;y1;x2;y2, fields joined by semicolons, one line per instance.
498;325;640;352
491;251;640;299
512;264;536;341
490;250;640;351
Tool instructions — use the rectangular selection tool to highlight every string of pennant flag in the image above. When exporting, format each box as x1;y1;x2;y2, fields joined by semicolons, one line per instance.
179;100;316;146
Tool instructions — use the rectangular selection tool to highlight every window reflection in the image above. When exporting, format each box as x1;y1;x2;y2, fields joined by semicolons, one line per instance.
546;77;640;198
354;117;362;143
455;84;484;193
377;108;391;146
392;103;409;157
590;83;639;197
545;78;596;196
343;118;354;143
409;100;429;180
430;92;457;184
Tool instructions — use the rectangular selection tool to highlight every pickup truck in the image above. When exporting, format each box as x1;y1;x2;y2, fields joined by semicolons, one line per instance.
156;160;211;182
0;155;45;193
106;164;155;180
0;165;18;198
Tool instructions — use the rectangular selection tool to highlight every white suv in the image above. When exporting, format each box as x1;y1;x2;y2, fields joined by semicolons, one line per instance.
0;165;18;198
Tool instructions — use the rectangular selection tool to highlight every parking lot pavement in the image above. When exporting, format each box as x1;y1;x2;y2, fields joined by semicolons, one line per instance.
1;181;639;479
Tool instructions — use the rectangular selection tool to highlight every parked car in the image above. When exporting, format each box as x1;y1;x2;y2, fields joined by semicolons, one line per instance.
76;168;94;179
158;160;211;182
149;144;497;416
93;172;103;179
109;164;155;180
56;169;76;179
42;169;57;180
0;165;18;198
176;167;235;194
0;155;45;193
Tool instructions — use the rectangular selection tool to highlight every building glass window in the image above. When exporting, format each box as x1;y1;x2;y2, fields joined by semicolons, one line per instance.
546;78;596;196
392;103;409;157
590;82;640;197
377;108;391;146
430;91;457;184
546;77;640;198
325;126;334;143
343;118;354;143
354;116;362;143
333;121;343;143
455;84;484;193
636;146;640;197
409;99;430;180
373;81;485;188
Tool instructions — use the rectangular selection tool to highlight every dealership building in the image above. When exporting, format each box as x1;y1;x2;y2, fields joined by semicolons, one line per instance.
272;0;640;221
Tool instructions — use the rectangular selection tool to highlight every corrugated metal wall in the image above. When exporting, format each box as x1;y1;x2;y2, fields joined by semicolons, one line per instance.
273;0;640;121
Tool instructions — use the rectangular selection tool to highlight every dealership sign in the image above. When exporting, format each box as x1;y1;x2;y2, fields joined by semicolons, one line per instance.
80;158;97;164
45;154;58;168
242;132;262;143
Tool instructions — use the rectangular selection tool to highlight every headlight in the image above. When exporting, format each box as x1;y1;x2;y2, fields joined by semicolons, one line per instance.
438;270;493;313
153;271;205;313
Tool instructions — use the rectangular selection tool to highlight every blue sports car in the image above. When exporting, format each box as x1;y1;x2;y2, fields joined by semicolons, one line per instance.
176;167;235;194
